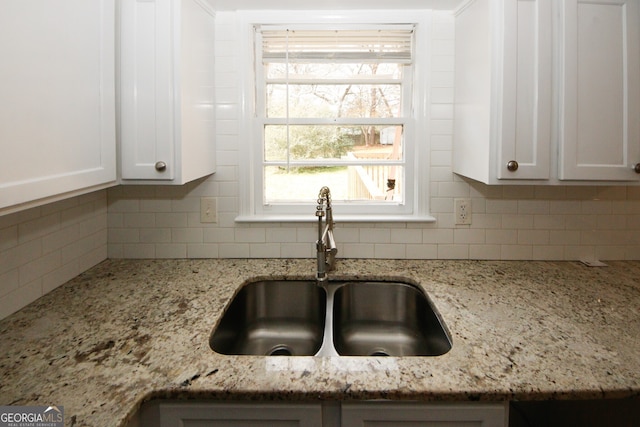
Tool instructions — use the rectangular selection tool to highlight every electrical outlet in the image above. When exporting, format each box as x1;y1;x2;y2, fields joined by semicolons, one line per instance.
455;198;472;225
200;197;217;223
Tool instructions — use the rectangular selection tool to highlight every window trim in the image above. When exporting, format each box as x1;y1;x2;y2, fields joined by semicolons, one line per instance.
236;10;435;223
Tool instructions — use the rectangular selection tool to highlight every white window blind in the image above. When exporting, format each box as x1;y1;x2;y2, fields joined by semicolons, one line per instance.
259;26;414;63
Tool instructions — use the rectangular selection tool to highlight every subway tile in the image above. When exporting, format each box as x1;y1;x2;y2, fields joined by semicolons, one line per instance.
500;245;532;260
266;227;297;243
18;213;61;244
470;214;501;229
486;229;518;245
123;244;155;259
359;228;390;244
140;228;172;243
596;215;627;230
235;227;266;243
172;228;203;243
469;245;501;260
0;226;18;252
485;199;518;214
501;214;534;229
438;181;470;198
503;186;534;200
533;215;565;230
517;230;550;245
250;243;280;258
342;243;375;258
549;230;581;246
430;135;453;151
374;244;406;259
156;213;188;228
218;243;251;258
0;268;19;298
406;244;438;259
437;244;469;259
581;200;613;215
390;229;422;244
431;88;455;103
423;228;453;244
532;246;564;260
430;104;454;120
0;279;42;320
596;246;627;261
431;150;452;166
156;244;187;259
518;200;549;215
454;229;485;244
281;243;313;259
19;251;61;286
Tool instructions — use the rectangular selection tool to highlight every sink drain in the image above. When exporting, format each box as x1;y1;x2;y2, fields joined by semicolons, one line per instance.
267;345;293;356
369;349;391;357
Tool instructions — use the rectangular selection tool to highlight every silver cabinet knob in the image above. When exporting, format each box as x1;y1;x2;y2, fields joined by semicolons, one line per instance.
155;161;167;172
634;163;640;174
506;160;519;172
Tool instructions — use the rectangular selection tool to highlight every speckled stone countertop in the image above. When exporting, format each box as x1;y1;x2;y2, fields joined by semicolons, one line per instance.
1;259;639;426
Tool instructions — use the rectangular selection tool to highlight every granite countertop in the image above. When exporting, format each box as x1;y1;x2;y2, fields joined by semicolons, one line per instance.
1;259;639;426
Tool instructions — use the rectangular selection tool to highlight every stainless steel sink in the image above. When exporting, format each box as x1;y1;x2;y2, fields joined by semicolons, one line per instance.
209;280;326;356
210;279;451;357
333;282;451;356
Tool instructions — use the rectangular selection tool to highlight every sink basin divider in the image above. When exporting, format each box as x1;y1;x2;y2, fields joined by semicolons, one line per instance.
315;282;341;357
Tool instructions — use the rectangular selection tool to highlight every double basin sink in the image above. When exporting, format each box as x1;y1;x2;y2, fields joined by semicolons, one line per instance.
210;280;452;357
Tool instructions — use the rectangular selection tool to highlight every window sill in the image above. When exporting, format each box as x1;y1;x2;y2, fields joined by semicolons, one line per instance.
235;214;436;223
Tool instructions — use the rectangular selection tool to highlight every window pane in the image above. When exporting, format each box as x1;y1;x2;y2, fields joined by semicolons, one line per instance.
264;165;404;203
264;125;403;162
266;63;403;80
267;84;402;119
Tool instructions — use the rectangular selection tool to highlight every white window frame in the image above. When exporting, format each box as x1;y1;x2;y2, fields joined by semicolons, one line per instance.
236;10;435;223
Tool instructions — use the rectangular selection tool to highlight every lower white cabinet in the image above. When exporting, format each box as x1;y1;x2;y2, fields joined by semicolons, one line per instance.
137;401;507;427
342;402;507;427
145;402;322;427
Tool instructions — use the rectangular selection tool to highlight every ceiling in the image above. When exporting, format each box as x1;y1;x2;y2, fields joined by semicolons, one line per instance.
207;0;464;11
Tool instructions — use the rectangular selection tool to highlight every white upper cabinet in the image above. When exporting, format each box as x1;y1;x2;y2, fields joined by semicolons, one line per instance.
454;0;640;184
119;0;216;185
558;0;640;181
454;0;553;184
0;0;116;214
498;0;552;180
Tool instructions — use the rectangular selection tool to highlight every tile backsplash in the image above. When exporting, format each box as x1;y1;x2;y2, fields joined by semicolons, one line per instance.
2;10;640;320
0;191;107;319
107;11;640;263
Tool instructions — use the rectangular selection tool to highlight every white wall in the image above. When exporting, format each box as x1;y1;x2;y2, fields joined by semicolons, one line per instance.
0;191;108;319
107;11;640;262
0;12;640;318
2;10;637;321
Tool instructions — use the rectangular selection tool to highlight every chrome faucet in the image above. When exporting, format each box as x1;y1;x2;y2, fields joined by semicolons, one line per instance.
316;186;337;282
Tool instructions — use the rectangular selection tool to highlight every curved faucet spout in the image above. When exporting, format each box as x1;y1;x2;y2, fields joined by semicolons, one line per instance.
316;186;337;282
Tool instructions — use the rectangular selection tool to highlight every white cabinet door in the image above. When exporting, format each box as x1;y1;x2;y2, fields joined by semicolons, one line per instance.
119;0;216;184
341;402;507;427
498;0;553;180
559;0;640;180
0;0;116;212
156;402;323;427
453;0;552;184
120;0;175;181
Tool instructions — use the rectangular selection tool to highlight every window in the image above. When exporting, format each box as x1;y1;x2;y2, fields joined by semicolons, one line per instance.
237;11;433;222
